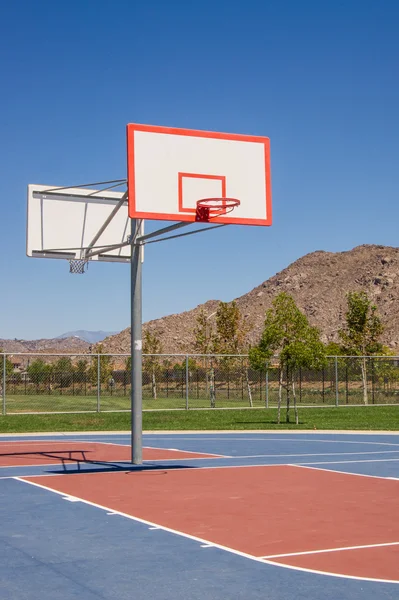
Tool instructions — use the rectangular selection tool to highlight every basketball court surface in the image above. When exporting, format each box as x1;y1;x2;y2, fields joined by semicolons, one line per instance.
1;431;398;599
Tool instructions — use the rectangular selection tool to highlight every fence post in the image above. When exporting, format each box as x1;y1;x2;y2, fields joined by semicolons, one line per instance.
335;356;339;407
97;354;101;412
185;355;189;410
371;358;375;404
2;353;6;416
265;362;269;408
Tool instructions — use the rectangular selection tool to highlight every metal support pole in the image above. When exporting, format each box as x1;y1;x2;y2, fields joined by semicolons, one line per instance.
2;353;6;416
131;219;143;464
97;354;101;412
265;363;269;408
185;355;189;410
335;356;339;407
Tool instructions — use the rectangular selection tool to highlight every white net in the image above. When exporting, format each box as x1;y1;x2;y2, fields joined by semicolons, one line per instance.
69;259;88;274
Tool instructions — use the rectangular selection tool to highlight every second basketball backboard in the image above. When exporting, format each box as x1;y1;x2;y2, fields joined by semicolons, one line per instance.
26;184;139;264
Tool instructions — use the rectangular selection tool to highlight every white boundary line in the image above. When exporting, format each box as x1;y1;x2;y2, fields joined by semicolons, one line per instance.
291;464;399;481
144;446;228;458
75;441;228;457
262;540;399;559
13;476;399;585
297;458;399;465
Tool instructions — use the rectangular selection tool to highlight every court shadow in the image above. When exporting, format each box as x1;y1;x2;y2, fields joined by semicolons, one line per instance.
0;449;88;466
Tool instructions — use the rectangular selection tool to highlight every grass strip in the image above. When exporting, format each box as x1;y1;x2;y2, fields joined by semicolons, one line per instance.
0;405;398;434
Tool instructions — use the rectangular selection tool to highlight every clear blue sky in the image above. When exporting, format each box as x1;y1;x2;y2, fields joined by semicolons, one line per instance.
1;0;398;340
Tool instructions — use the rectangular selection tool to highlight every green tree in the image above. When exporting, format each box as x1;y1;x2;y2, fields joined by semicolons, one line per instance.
325;342;345;356
53;356;74;388
249;292;326;424
143;330;162;399
124;355;132;390
212;301;249;355
27;359;53;386
75;359;88;375
212;301;253;406
371;348;399;397
338;291;384;404
54;357;73;372
193;308;217;406
88;344;114;386
73;359;89;393
193;308;215;355
173;357;198;372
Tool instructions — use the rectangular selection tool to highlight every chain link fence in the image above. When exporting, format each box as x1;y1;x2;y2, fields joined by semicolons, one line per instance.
1;353;399;414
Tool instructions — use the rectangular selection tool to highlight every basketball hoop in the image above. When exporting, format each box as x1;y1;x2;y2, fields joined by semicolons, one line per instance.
195;198;240;222
69;259;88;274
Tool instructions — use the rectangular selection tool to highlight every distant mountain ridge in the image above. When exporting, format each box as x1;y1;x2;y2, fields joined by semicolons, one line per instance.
57;330;117;344
0;331;115;354
0;337;90;354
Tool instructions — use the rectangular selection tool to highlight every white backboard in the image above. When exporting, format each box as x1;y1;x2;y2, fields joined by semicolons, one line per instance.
127;124;272;226
27;184;140;263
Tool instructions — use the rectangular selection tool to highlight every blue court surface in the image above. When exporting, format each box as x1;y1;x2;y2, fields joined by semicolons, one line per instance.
0;431;398;600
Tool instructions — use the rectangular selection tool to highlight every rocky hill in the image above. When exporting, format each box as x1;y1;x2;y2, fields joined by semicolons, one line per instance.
101;244;399;355
2;245;399;357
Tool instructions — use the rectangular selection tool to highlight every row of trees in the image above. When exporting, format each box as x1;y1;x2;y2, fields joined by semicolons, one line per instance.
192;291;386;422
26;354;113;386
13;337;167;394
0;346;115;388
